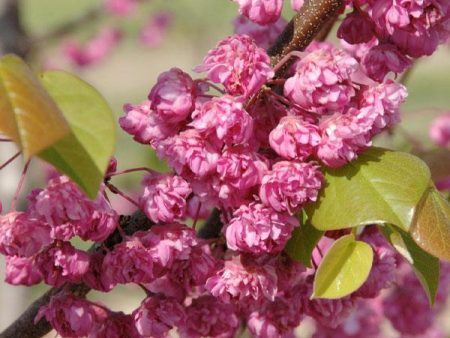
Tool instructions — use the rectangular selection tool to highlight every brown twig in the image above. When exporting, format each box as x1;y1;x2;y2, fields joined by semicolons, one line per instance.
0;1;345;337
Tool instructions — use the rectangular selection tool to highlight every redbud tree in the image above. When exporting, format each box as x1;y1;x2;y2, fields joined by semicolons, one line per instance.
0;0;450;337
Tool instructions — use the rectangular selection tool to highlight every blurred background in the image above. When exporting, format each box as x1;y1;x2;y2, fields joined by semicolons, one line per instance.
0;0;449;335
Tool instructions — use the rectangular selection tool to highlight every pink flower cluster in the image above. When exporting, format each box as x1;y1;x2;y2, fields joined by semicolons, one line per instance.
0;176;118;287
232;0;304;24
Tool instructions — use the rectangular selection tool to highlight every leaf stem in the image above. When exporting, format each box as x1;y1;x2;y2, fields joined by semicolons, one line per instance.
105;182;140;208
10;159;30;211
0;151;20;171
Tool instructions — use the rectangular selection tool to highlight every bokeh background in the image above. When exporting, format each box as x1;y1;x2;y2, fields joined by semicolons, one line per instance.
0;0;450;336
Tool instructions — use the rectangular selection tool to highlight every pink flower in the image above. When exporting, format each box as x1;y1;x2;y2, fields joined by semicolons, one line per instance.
247;290;304;338
119;100;178;145
316;108;374;168
337;11;375;44
225;203;298;254
383;270;435;335
195;35;273;97
83;252;113;292
140;12;173;47
269;116;321;160
303;283;356;329
102;234;156;287
63;28;122;67
35;294;108;338
291;0;304;11
233;15;287;49
205;255;278;305
259;161;323;214
149;68;196;123
355;229;396;298
0;212;51;257
157;129;220;177
190;96;254;145
359;80;408;133
5;256;43;286
429;112;450;147
216;146;268;205
133;296;186;338
313;299;383;338
362;43;411;82
140;173;192;223
103;0;137;16
35;241;90;287
180;296;239;338
284;43;358;113
89;312;140;338
139;223;198;274
233;0;283;24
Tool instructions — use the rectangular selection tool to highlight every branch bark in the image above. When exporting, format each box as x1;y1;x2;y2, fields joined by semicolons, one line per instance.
0;1;345;337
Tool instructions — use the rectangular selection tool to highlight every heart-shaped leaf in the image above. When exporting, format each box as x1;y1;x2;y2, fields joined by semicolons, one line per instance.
285;213;324;268
380;224;440;304
39;71;116;198
411;187;450;262
307;147;431;231
0;55;70;158
312;234;373;299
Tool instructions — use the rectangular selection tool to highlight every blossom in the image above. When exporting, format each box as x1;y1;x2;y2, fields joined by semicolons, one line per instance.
233;0;283;24
216;146;268;205
430;112;450;147
205;255;278;306
337;11;375;45
195;34;273;97
5;256;43;286
0;212;51;257
89;312;140;338
148;68;196;123
362;43;411;82
291;0;304;11
35;241;90;287
269;115;321;160
156;129;220;177
225;203;298;254
83;252;113;292
119;100;178;145
140;12;173;47
259;161;323;214
103;0;137;16
284;43;358;113
190;95;254;146
180;296;239;338
233;15;287;49
35;294;108;338
140;173;192;223
63;28;122;67
316;108;374;168
133;296;186;338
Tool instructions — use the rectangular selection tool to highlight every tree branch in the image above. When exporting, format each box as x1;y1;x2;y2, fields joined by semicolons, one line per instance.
0;0;30;57
0;1;345;337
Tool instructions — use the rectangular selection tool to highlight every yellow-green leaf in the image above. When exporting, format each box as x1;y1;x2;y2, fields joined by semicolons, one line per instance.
38;71;116;198
285;213;324;267
411;187;450;262
0;55;70;158
312;234;373;299
380;224;440;304
307;147;431;231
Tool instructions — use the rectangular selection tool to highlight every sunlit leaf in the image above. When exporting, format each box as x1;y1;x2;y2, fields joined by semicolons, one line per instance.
39;71;116;198
380;224;440;304
0;55;70;158
312;234;373;299
307;147;431;231
285;213;324;268
411;187;450;262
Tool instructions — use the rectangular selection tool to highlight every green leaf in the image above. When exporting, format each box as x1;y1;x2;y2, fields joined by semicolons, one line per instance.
312;234;373;299
410;187;450;262
307;147;431;231
285;213;324;267
38;71;116;198
380;224;440;304
0;55;70;158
